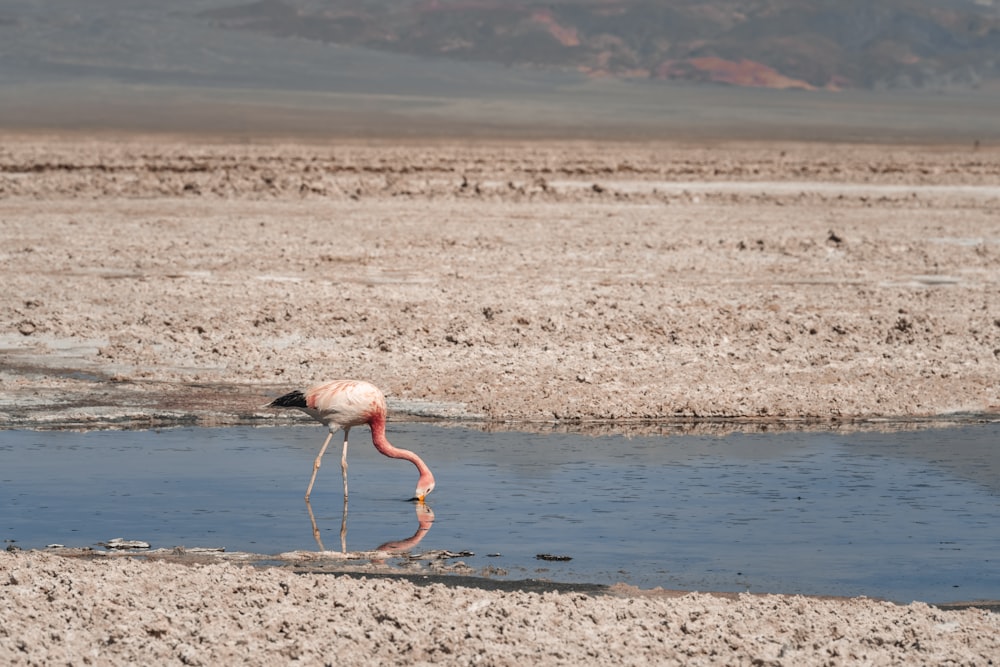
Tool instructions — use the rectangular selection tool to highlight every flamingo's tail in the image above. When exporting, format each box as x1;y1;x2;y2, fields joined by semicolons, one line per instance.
266;390;308;409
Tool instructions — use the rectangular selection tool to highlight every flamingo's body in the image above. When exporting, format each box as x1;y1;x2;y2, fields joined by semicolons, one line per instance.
268;380;434;502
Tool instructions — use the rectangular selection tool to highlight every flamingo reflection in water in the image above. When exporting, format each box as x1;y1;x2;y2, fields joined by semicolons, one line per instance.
306;497;434;554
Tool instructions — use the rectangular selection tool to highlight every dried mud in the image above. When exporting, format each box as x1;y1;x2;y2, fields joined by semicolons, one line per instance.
3;549;999;666
2;137;999;429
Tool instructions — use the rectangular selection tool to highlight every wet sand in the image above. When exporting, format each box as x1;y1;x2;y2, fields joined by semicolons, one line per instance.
2;135;999;663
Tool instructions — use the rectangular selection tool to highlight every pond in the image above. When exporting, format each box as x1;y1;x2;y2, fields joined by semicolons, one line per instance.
2;421;998;604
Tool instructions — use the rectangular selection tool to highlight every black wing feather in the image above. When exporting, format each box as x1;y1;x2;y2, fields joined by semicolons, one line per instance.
268;390;308;408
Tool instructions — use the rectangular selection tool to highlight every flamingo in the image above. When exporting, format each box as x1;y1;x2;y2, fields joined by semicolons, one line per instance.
267;380;435;503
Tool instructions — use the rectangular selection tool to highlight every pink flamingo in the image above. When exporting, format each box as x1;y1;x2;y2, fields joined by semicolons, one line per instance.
267;380;435;502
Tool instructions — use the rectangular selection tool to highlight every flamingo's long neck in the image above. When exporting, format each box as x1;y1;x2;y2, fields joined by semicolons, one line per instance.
368;414;432;476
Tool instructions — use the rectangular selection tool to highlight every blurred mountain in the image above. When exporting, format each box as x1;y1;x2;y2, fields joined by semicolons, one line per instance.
198;0;1000;91
2;0;999;139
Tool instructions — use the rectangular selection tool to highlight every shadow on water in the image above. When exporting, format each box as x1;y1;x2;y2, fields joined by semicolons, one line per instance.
2;422;998;604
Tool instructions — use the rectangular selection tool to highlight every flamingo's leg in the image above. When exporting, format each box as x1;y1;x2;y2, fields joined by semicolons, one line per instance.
340;427;350;500
305;431;335;501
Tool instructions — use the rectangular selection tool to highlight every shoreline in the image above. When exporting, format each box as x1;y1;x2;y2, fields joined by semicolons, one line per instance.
3;402;1000;434
13;543;1000;612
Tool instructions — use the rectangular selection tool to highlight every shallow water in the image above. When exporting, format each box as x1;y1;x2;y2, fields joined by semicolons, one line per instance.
2;422;998;604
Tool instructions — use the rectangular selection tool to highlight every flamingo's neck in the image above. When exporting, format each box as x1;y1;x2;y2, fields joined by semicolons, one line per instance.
369;414;432;477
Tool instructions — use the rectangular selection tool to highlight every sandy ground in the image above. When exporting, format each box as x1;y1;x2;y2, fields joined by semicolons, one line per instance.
2;549;998;666
2;136;1000;663
1;137;999;428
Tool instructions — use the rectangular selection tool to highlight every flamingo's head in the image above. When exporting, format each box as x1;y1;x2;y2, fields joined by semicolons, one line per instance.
414;471;436;503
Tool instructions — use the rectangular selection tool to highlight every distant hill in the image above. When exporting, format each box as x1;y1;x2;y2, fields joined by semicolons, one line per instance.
199;0;1000;90
2;0;999;140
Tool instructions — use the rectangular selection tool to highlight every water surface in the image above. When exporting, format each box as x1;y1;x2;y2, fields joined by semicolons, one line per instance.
2;422;997;604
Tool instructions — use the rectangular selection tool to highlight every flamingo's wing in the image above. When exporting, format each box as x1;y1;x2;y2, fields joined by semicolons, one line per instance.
306;380;384;427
